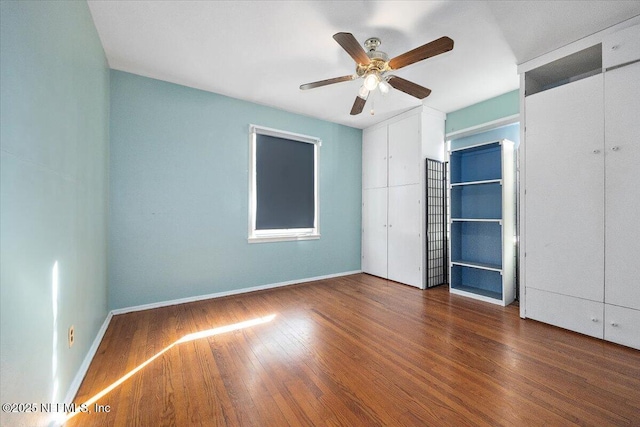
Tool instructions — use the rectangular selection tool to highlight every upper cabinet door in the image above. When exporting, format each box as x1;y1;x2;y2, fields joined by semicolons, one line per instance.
524;74;605;302
605;61;640;310
602;24;640;69
362;125;388;190
388;114;421;187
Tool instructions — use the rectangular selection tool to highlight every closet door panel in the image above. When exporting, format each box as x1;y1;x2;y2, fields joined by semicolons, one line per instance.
362;187;388;279
388;184;422;288
524;75;605;302
362;126;388;190
388;114;421;187
605;61;640;310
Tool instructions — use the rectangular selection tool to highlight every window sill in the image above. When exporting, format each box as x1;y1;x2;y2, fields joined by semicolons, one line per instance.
248;233;320;244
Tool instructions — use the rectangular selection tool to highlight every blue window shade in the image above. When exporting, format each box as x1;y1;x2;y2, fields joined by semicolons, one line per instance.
256;134;315;229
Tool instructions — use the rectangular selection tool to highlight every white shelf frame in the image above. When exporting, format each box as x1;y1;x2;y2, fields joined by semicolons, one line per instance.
448;139;516;306
450;179;502;187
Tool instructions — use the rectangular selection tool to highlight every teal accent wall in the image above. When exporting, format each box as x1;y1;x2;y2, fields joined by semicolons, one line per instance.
1;1;109;426
450;123;520;151
445;90;519;134
109;71;362;310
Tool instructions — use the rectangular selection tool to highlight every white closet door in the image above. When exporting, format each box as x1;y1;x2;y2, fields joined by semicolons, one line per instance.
388;184;422;288
362;126;388;190
362;187;388;279
388;114;421;187
605;61;640;310
524;74;605;302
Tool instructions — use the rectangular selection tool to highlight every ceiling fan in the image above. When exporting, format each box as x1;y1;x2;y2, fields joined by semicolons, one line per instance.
300;32;454;115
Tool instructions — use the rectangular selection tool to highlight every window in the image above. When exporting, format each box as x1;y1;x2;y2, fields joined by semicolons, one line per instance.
248;125;320;243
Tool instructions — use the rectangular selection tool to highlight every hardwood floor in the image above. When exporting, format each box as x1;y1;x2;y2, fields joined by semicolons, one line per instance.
67;274;640;426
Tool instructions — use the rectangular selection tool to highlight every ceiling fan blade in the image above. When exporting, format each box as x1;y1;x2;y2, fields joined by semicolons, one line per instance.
333;32;371;66
387;76;432;99
300;75;356;90
350;95;367;115
388;36;454;70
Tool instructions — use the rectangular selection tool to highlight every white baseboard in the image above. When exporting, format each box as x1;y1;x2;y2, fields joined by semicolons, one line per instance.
57;311;113;426
111;270;362;315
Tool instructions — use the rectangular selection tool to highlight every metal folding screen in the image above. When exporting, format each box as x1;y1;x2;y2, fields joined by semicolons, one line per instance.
425;158;448;288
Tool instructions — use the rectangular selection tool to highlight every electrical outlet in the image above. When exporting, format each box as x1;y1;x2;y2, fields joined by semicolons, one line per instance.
68;325;75;348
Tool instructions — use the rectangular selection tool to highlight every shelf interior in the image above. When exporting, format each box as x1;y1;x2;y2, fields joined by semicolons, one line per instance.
450;221;502;267
450;183;502;219
450;284;502;301
450;142;502;184
450;265;503;300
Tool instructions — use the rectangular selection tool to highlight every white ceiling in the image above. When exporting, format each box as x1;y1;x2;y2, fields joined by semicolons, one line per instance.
87;1;640;129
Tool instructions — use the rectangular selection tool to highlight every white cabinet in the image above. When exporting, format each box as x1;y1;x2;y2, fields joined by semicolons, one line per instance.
525;288;604;339
388;114;421;187
604;305;640;349
602;24;640;69
362;125;388;190
388;184;422;287
604;61;640;312
362;188;387;279
521;25;640;350
362;184;422;288
524;74;605;303
361;106;445;289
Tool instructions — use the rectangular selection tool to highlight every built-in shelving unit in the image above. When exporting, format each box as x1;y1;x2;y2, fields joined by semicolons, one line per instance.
448;140;515;306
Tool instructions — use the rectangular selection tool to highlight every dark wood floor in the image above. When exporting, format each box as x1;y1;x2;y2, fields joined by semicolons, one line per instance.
67;274;640;426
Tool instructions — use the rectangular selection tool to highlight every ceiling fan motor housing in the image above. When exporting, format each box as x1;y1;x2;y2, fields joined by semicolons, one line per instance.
364;37;381;51
356;58;388;77
356;37;390;77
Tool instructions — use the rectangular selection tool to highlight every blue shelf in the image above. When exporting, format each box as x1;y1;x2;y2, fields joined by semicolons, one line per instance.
448;140;515;306
450;142;502;184
450;221;502;268
450;265;503;300
450;182;502;219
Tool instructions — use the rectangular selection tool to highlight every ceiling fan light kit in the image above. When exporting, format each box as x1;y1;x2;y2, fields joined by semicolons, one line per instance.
300;32;454;115
363;73;380;90
358;85;370;98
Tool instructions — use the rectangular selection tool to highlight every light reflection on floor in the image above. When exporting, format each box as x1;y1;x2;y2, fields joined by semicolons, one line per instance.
65;314;276;423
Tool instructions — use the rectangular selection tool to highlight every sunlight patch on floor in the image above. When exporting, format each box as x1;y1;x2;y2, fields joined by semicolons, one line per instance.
65;314;276;423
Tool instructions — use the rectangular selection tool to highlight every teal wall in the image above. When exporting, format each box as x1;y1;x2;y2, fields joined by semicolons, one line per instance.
450;123;520;151
1;1;110;426
445;90;519;135
109;71;362;310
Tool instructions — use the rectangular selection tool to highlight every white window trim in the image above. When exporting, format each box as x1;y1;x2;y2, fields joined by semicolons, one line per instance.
248;124;321;243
